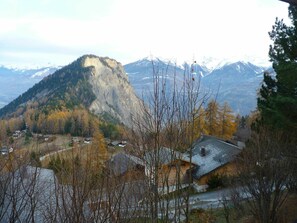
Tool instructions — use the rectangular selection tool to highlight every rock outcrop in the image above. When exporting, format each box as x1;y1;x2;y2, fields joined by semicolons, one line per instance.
82;55;143;126
0;55;144;127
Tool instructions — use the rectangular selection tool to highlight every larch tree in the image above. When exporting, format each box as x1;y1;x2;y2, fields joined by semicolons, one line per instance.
193;107;207;139
204;99;219;136
218;102;237;140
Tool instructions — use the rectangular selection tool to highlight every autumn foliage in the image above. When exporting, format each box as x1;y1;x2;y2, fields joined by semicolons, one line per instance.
193;100;237;140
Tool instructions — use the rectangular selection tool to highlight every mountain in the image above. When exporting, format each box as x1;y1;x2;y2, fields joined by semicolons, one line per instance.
0;65;59;108
0;55;143;127
124;59;268;115
124;57;185;99
201;61;266;114
202;61;265;87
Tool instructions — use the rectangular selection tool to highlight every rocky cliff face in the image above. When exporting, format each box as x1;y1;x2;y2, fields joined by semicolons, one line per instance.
82;55;143;126
0;55;144;127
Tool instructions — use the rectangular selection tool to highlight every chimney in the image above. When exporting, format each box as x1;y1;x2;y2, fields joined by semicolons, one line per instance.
200;147;206;157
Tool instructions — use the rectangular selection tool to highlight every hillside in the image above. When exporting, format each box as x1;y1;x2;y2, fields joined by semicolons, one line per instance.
0;55;143;127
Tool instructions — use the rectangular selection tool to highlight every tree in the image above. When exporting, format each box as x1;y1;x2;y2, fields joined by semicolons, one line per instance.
258;3;297;193
258;5;297;136
130;59;208;223
204;99;219;136
90;130;108;169
218;102;237;140
193;107;207;139
236;127;290;223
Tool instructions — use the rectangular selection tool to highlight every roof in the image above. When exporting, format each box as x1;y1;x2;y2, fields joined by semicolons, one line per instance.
107;152;145;176
280;0;297;5
144;147;190;167
1;166;57;222
187;135;242;179
1;146;8;151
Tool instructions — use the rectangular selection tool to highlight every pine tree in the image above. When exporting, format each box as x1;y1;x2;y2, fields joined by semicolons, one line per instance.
258;5;297;135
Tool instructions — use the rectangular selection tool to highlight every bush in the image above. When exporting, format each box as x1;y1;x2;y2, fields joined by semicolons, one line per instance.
207;174;224;189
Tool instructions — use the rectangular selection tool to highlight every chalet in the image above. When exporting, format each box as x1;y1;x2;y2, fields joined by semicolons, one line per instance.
44;135;51;141
108;140;127;147
280;0;297;5
106;152;145;180
187;135;242;185
1;146;13;156
12;130;22;139
144;147;196;187
72;137;80;143
1;166;57;222
84;137;92;144
109;140;120;147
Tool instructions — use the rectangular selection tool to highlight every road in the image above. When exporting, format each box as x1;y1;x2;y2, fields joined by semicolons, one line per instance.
39;147;73;161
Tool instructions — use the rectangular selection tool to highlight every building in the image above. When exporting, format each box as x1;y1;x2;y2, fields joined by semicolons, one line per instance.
280;0;297;5
106;152;145;180
0;146;13;156
144;147;195;187
188;135;242;185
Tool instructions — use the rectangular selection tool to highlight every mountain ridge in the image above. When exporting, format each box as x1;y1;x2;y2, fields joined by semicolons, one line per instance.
0;57;270;116
0;55;143;127
124;58;269;115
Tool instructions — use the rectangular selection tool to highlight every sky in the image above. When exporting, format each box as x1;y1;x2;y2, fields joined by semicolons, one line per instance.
0;0;290;68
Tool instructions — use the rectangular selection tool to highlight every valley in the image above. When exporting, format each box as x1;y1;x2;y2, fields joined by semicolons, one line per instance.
0;52;295;223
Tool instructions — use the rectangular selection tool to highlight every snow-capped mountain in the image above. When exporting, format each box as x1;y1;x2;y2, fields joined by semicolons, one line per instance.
0;58;270;116
124;58;269;115
201;61;266;114
124;57;186;101
202;61;265;88
0;65;59;108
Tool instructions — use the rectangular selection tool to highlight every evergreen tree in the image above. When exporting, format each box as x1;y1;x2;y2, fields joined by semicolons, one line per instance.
258;5;297;135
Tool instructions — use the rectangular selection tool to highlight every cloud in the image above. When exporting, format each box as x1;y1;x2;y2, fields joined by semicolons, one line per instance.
0;0;290;66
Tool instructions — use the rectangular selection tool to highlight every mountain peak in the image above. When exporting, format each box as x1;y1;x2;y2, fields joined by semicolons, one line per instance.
0;55;143;127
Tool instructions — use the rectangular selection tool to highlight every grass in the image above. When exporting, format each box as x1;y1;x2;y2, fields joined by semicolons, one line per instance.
188;193;297;223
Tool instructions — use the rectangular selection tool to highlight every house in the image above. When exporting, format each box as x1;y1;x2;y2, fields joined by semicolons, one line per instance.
187;135;242;185
12;130;22;139
106;152;145;180
72;137;80;143
1;146;13;156
1;166;57;222
44;135;51;142
118;141;127;148
84;137;92;144
280;0;297;5
144;147;196;187
109;140;120;147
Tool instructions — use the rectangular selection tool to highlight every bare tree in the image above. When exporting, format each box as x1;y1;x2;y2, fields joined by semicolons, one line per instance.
236;127;290;223
0;152;54;223
130;59;209;222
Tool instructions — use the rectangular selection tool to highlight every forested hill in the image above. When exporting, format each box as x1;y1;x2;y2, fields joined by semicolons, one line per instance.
0;55;143;127
0;56;96;117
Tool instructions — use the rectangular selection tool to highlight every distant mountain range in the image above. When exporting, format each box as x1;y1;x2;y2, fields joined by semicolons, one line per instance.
0;57;269;116
124;58;268;115
0;65;60;108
